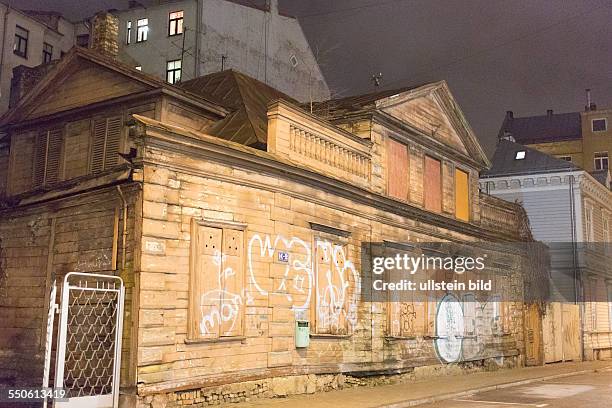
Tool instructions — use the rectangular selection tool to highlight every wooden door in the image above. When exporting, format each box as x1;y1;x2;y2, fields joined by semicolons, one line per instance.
524;303;543;366
562;303;580;361
543;303;563;363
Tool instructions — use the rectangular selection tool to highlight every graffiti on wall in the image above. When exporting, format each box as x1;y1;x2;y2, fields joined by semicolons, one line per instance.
198;233;361;336
199;250;244;336
434;294;504;363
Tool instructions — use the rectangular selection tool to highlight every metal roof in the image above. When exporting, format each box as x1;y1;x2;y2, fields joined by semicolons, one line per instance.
179;70;298;147
498;111;582;144
481;139;579;178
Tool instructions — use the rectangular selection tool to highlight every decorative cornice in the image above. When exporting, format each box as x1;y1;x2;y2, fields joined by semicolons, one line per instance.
135;117;524;242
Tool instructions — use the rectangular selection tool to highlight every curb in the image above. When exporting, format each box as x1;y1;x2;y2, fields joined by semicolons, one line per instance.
378;364;612;408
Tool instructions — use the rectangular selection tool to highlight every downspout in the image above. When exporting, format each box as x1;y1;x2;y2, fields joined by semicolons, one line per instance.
569;175;585;361
116;185;128;272
0;6;10;92
195;0;202;77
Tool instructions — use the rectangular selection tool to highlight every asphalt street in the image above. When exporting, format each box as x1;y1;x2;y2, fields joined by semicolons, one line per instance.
418;369;612;408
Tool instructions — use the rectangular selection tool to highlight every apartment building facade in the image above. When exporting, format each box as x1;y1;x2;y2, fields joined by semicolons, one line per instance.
112;0;330;103
481;140;612;363
499;105;612;177
0;3;77;113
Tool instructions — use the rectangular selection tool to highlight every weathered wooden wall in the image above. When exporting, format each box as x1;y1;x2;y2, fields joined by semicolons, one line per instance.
0;184;140;387
132;128;527;401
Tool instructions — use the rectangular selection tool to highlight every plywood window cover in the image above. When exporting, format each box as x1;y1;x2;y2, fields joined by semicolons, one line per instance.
188;218;247;342
311;231;353;337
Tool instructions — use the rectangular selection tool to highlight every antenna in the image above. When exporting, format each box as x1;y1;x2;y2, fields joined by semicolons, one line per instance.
371;72;383;87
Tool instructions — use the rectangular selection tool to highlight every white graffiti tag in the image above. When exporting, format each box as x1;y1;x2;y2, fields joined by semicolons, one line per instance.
199;250;242;336
314;240;360;334
200;289;242;335
247;234;312;310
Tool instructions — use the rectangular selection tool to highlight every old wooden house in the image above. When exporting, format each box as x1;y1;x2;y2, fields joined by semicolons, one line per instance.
0;44;538;407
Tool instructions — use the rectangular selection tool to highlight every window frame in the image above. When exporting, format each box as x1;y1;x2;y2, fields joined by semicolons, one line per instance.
311;230;355;337
454;167;470;222
32;128;64;188
608;284;612;329
42;42;53;64
423;155;443;213
126;20;132;44
166;59;182;84
14;25;29;58
585;204;594;241
188;219;247;342
136;18;148;43
591;118;607;132
168;10;184;36
594;151;609;171
386;137;409;201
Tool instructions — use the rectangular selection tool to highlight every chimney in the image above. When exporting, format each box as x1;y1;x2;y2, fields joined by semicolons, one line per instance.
547;109;553;116
267;0;279;15
506;110;513;119
90;11;119;59
584;88;597;111
9;63;58;108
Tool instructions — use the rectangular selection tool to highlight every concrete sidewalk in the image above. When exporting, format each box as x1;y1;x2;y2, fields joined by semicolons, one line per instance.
222;360;612;408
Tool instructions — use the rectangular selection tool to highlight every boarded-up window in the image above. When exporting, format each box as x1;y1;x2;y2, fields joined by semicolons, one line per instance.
32;129;63;187
455;168;469;221
90;116;122;173
189;220;245;340
386;245;427;337
424;156;442;213
387;138;409;200
313;239;357;335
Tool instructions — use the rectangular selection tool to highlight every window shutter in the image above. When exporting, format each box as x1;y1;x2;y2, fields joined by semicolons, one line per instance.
104;116;122;169
32;132;48;188
45;129;63;183
424;156;442;213
91;119;107;173
387;138;409;200
454;169;469;221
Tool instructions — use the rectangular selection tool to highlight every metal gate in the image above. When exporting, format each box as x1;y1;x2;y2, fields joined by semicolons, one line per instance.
54;272;125;408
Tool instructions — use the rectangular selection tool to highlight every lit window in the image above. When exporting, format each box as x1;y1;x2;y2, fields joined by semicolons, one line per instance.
135;66;142;71
515;151;526;160
594;152;609;170
42;43;53;63
14;25;28;58
168;11;184;36
592;118;607;132
166;59;181;84
136;18;148;42
126;21;132;44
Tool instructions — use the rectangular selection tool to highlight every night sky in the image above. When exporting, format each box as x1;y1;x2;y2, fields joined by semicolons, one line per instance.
10;0;612;155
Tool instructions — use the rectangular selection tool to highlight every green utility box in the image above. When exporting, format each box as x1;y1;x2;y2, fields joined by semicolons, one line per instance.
295;320;310;348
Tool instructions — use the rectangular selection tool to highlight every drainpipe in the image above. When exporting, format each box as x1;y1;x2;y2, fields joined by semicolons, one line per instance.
116;186;128;272
569;175;585;361
0;5;10;92
195;0;202;77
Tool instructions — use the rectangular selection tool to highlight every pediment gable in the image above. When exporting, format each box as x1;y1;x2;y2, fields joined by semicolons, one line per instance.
25;59;150;120
1;48;163;127
376;82;490;169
